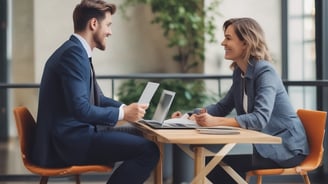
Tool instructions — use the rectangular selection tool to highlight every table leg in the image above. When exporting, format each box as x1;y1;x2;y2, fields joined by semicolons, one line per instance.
219;162;248;184
177;145;212;184
191;143;236;184
176;144;194;158
194;147;205;184
154;141;163;184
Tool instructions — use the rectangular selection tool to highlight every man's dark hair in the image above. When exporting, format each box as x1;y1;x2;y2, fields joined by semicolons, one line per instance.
73;0;116;32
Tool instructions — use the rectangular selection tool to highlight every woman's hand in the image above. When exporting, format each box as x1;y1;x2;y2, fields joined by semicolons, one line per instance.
171;111;194;120
195;113;240;127
194;113;219;126
171;111;183;118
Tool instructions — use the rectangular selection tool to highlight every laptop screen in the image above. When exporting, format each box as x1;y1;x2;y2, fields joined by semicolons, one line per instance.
152;90;176;122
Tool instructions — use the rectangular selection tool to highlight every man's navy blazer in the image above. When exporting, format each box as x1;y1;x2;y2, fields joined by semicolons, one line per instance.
32;35;122;167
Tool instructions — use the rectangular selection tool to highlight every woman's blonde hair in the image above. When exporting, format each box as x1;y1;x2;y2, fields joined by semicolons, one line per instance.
223;18;272;69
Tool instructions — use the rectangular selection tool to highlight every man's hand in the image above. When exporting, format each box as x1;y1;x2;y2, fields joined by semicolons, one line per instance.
123;103;149;122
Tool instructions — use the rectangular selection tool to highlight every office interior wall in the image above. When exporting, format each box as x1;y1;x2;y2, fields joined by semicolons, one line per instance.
33;0;176;81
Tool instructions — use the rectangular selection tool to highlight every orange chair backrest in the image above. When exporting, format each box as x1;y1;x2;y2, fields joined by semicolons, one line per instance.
297;109;327;169
13;106;36;166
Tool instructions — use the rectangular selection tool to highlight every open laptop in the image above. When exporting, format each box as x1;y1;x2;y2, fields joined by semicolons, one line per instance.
139;89;201;129
138;89;177;129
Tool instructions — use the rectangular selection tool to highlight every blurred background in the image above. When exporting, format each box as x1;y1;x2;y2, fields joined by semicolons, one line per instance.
1;0;328;183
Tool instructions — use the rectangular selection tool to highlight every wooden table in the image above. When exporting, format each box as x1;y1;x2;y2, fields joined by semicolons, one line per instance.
135;122;282;184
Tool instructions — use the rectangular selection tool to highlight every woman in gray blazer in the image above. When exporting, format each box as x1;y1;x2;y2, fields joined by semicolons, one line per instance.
174;17;309;183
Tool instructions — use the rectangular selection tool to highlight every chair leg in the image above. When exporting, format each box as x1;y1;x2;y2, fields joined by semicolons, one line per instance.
75;174;81;184
40;176;48;184
302;174;311;184
256;175;262;184
245;174;251;183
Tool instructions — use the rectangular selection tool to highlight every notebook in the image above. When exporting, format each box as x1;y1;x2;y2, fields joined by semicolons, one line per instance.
138;90;177;129
196;126;240;135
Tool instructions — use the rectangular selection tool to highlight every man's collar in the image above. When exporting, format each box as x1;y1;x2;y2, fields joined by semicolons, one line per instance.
72;33;92;58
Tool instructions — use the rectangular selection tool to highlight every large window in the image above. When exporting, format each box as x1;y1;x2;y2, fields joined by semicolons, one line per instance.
286;0;316;109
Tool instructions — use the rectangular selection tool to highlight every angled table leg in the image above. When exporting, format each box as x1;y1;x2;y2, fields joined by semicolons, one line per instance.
177;145;211;184
191;143;236;184
219;161;248;184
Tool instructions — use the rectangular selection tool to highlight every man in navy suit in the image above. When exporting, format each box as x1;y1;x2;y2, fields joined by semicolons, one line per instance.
32;1;159;183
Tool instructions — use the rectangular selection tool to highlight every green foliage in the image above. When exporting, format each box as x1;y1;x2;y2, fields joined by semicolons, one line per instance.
117;1;222;115
120;0;221;73
117;79;219;119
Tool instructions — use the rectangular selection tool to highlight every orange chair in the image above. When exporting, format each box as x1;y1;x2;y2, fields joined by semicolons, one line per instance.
14;106;113;184
246;109;327;184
